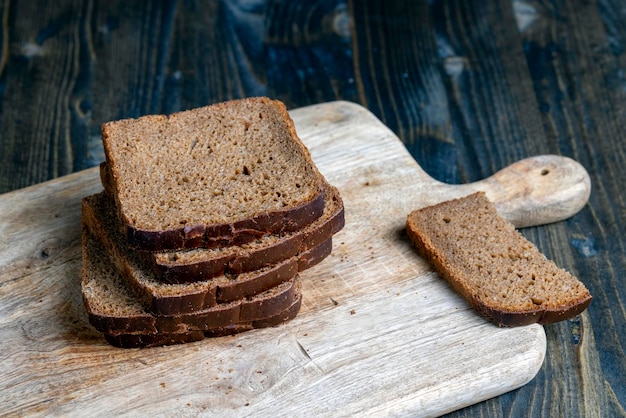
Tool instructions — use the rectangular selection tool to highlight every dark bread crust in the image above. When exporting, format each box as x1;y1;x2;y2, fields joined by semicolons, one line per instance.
82;192;332;315
217;238;331;304
296;235;332;271
101;98;327;252
406;192;592;327
100;163;344;283
103;294;302;348
477;298;592;327
104;331;205;348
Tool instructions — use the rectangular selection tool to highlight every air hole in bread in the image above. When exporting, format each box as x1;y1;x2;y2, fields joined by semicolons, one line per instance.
167;253;179;261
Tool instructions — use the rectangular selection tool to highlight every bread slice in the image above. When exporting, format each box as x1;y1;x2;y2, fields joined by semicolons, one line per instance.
101;97;326;252
82;192;330;315
103;296;302;348
406;192;592;327
98;168;345;283
81;229;302;336
153;186;343;281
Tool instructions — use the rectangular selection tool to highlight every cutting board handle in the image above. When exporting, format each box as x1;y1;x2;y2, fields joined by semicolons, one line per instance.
459;155;591;228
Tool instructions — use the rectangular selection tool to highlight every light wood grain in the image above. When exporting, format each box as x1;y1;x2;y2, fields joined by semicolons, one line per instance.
0;101;589;417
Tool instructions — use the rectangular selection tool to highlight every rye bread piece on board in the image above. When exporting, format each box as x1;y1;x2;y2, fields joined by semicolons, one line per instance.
82;193;331;315
406;192;592;327
96;172;344;283
81;230;302;336
103;295;302;348
101;97;326;252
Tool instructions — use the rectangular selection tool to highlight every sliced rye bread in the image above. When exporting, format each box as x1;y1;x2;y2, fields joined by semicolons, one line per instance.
82;192;331;315
81;229;302;336
406;192;592;327
103;295;302;348
97;170;344;283
101;97;327;252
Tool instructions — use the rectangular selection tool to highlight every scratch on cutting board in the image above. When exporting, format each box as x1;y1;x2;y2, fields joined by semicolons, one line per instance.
296;339;324;373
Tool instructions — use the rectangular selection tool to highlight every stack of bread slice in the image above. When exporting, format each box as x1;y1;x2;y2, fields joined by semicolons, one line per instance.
81;97;345;348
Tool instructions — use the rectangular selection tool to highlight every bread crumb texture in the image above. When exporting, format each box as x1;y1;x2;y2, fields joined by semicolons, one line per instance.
406;192;591;326
102;97;321;230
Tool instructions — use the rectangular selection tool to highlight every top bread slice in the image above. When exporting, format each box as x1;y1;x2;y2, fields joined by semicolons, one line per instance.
101;97;326;252
406;192;592;327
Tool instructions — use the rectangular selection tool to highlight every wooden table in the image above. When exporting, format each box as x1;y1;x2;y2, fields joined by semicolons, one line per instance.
0;1;624;416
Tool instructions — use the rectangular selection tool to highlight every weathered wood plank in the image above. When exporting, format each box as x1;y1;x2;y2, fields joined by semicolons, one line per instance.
263;0;357;107
430;0;548;182
0;0;90;191
518;0;626;413
349;0;455;182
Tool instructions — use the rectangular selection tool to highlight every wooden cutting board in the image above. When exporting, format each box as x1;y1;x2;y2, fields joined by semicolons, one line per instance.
0;101;590;417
